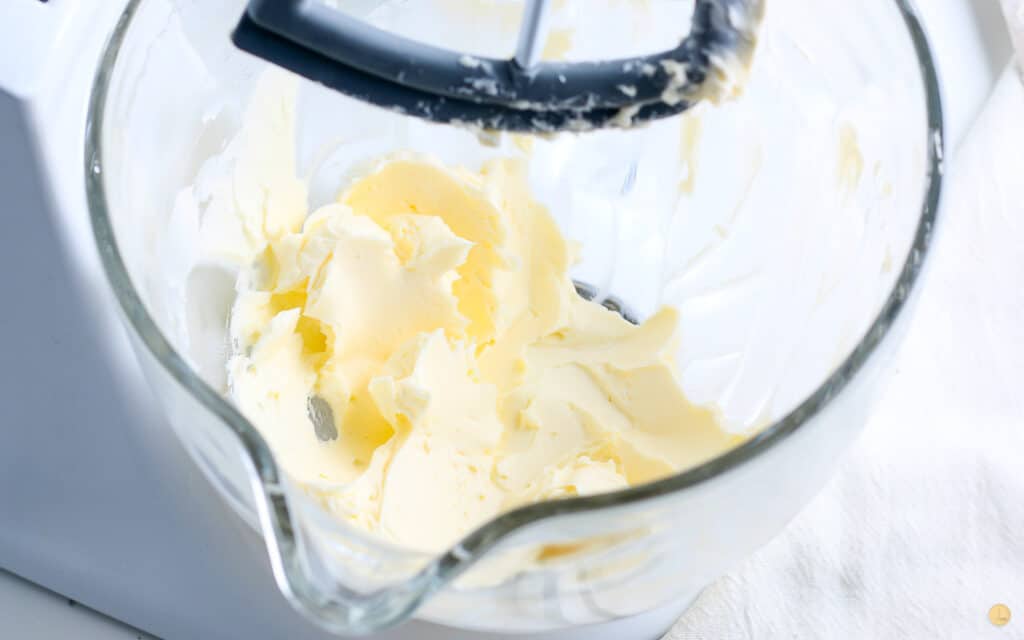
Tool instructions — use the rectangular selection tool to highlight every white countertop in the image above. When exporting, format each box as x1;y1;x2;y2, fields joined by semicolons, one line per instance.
0;570;153;640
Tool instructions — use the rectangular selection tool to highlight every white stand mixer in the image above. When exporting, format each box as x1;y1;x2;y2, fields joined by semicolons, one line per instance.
0;2;704;638
1;1;955;638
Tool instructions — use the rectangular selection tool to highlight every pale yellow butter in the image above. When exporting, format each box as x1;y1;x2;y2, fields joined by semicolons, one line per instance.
227;154;741;552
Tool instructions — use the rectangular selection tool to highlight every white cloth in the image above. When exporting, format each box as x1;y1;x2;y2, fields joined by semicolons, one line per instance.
666;65;1024;639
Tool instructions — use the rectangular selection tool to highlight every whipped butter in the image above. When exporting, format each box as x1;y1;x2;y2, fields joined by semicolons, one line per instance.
219;73;741;552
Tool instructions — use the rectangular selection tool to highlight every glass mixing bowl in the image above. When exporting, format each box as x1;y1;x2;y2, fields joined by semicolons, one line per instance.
85;0;943;636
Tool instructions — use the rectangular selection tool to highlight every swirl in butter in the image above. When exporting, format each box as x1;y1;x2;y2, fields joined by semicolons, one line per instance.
223;74;741;552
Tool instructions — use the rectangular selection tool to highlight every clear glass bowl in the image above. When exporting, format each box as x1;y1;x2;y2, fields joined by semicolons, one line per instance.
85;0;943;635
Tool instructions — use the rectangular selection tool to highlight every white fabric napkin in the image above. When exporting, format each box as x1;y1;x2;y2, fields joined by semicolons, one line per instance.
665;63;1024;640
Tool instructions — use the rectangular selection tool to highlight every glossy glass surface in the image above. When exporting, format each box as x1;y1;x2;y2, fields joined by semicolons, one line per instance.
86;0;943;633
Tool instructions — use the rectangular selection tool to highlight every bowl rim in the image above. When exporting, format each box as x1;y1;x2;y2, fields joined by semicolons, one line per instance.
84;0;944;624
